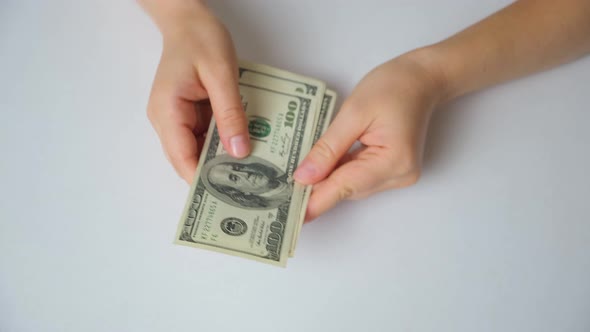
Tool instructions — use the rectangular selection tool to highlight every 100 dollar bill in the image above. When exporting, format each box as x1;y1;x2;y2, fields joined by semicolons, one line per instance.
175;62;334;266
289;90;337;256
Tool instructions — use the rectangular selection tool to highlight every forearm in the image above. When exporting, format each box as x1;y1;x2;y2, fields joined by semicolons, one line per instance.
137;0;209;35
422;0;590;102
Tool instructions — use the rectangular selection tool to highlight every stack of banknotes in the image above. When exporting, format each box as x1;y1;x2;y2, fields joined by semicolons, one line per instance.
174;61;337;266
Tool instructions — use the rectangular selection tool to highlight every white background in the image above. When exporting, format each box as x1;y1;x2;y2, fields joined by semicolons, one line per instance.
1;1;590;331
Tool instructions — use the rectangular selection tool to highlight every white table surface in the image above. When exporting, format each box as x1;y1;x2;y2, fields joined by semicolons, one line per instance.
2;1;590;331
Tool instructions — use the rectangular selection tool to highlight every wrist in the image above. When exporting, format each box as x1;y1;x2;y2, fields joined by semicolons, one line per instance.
138;0;209;36
401;45;457;105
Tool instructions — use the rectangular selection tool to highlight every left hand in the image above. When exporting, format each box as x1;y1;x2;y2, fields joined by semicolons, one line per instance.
294;50;447;221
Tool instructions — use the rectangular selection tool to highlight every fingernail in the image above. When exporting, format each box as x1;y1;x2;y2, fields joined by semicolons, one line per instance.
230;135;249;158
294;161;317;183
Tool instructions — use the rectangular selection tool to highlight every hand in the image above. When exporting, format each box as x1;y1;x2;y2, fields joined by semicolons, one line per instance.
143;1;250;183
294;50;446;221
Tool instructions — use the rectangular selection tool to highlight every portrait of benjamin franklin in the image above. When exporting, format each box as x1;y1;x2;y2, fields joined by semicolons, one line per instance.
201;155;293;209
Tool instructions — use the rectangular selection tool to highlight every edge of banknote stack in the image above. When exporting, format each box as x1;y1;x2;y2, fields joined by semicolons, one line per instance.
174;60;337;267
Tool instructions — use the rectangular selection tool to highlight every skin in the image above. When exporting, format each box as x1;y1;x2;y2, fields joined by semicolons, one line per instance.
139;0;250;184
139;0;590;221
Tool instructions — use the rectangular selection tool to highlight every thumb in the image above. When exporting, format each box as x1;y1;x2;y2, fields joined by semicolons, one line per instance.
304;157;384;221
294;106;366;184
201;64;250;158
305;147;397;221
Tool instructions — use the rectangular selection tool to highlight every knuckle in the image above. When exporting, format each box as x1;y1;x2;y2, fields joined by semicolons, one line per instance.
331;175;356;201
341;97;373;119
216;106;246;126
146;105;156;124
163;150;181;175
203;58;237;80
213;60;236;75
340;99;362;114
146;90;170;127
312;139;338;162
146;103;162;133
169;152;194;173
339;183;356;201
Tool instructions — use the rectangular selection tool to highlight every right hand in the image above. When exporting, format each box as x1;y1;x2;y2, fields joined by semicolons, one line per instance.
142;1;250;183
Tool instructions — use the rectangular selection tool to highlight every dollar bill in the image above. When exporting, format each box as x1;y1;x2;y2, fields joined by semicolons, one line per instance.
238;62;338;257
174;62;336;266
289;89;337;256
